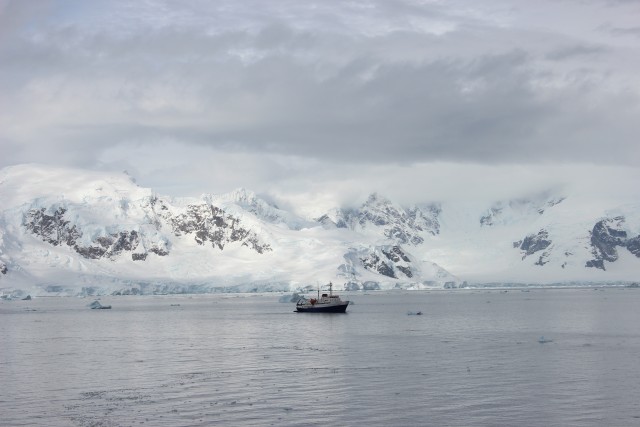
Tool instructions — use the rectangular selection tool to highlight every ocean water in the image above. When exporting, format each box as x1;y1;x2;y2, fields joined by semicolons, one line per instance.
2;288;640;427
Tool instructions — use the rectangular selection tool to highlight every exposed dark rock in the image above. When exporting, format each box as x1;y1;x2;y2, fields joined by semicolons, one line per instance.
327;194;439;244
626;236;640;257
480;207;502;227
585;259;605;270
409;205;441;236
382;246;411;263
74;245;108;259
590;217;626;263
113;230;139;253
360;253;397;278
24;207;81;247
0;262;6;275
24;207;146;260
359;244;417;279
95;236;114;248
519;230;552;256
170;204;271;253
315;214;335;228
23;200;270;262
360;253;379;271
586;217;632;269
535;252;550;266
88;230;142;259
384;226;424;245
396;265;413;278
242;236;270;254
113;287;142;296
149;247;169;256
548;197;566;207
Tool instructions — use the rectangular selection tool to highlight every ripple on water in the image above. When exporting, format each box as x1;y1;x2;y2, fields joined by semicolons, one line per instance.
2;291;640;426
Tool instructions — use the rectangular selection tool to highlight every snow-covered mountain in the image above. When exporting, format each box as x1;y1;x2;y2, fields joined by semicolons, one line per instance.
1;164;639;296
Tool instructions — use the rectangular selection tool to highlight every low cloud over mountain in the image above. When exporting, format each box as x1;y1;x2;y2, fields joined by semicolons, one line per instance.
1;165;639;296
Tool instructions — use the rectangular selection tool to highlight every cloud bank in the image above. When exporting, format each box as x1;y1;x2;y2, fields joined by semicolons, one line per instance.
1;0;639;208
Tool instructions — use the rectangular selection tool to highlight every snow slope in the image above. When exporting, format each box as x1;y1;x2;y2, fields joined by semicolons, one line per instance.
0;164;639;296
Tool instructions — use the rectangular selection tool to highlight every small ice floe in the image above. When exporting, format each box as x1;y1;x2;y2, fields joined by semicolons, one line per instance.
538;336;553;344
407;311;423;315
88;300;111;309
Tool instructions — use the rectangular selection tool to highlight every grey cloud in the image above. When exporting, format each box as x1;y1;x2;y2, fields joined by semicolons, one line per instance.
0;0;54;38
1;0;640;175
545;44;608;61
606;26;640;37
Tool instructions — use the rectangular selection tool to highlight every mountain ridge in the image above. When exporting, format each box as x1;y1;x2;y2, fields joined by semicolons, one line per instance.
1;164;639;296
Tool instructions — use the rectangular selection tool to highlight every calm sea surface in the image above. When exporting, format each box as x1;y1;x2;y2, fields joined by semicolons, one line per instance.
2;288;640;426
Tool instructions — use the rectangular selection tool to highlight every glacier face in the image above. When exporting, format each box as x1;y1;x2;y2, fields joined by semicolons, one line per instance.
0;164;639;296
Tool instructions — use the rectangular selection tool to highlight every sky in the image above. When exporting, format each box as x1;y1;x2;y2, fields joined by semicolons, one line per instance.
1;0;640;214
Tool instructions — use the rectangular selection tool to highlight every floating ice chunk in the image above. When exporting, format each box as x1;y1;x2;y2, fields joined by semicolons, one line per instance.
88;300;111;309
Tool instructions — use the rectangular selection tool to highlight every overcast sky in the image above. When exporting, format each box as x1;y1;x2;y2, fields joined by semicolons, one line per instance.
1;0;639;213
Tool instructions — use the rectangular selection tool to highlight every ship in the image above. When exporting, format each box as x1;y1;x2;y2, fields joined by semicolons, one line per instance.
295;282;350;313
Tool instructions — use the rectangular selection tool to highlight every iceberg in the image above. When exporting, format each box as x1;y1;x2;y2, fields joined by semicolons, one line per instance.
88;300;111;309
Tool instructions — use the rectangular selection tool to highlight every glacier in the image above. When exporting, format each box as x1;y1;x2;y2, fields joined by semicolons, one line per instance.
0;163;639;297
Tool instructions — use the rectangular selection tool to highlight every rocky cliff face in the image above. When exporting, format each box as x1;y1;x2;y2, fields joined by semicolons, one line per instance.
170;204;271;253
322;193;440;245
510;215;640;271
23;207;160;260
2;164;640;294
586;216;640;270
22;199;270;263
339;245;417;280
515;229;553;266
